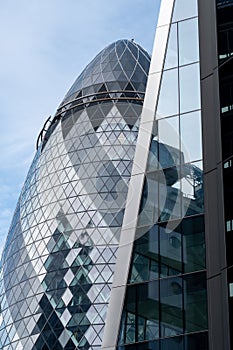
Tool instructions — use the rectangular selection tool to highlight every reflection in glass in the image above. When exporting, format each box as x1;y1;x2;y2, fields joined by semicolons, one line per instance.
160;277;183;337
137;176;160;227
179;63;201;113
118;19;207;345
129;213;205;286
117;332;208;350
172;0;198;22
182;215;205;273
164;24;178;70
147;137;159;172
160;222;182;277
146;141;203;222
118;281;160;345
147;135;182;173
158;116;179;151
129;226;159;284
180;111;202;163
159;177;182;221
181;162;204;217
119;273;207;345
179;18;199;66
157;69;179;118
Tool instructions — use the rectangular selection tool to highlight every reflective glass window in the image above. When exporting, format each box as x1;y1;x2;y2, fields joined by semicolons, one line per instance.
157;69;179;118
184;272;208;332
160;223;182;277
158;116;180;154
164;24;178;70
138;176;160;227
180;111;202;163
159;169;182;221
172;0;198;22
150;26;170;74
160;277;183;337
119;281;160;344
181;161;204;217
161;335;184;350
182;215;205;273
147;137;159;173
179;63;201;113
129;226;159;283
178;18;199;66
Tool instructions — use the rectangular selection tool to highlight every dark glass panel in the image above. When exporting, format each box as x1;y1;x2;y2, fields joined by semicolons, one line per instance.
217;0;233;5
119;281;159;344
159;222;182;278
117;339;159;350
221;111;233;160
159;181;182;222
138;174;159;227
223;164;233;265
128;42;138;59
182;215;205;273
147;138;159;173
183;272;208;332
184;331;208;350
160;277;183;337
128;226;159;283
228;267;233;342
160;335;183;350
138;51;150;72
131;67;148;85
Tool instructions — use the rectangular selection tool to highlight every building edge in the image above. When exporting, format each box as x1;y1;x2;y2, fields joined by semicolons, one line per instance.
198;0;230;349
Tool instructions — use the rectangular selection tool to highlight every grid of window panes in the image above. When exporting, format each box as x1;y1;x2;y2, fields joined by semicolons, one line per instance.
0;40;150;350
118;1;208;349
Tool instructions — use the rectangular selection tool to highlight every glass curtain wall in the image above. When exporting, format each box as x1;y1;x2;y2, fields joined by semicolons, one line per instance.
117;1;208;349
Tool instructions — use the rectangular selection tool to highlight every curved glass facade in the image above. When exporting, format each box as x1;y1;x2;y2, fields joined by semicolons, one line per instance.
0;40;150;350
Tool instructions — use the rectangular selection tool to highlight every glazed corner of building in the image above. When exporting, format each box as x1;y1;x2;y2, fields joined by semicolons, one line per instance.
105;0;233;349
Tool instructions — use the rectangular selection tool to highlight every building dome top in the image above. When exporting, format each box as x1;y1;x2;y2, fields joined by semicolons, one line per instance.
61;39;151;106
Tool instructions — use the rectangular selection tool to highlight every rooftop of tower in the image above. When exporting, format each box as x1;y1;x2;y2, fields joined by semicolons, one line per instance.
60;39;151;106
36;39;150;150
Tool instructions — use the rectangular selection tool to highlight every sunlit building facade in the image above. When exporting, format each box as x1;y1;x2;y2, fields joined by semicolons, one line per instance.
0;0;233;349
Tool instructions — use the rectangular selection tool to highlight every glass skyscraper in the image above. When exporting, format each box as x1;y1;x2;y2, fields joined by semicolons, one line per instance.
0;39;151;350
0;0;232;349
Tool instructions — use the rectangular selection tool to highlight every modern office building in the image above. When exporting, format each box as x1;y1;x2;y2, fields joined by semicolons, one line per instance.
0;0;232;349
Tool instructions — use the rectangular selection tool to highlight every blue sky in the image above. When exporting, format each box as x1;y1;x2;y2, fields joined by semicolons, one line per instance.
0;0;160;254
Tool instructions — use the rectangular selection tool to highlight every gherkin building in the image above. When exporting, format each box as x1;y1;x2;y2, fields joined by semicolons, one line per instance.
3;0;233;348
0;40;150;350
